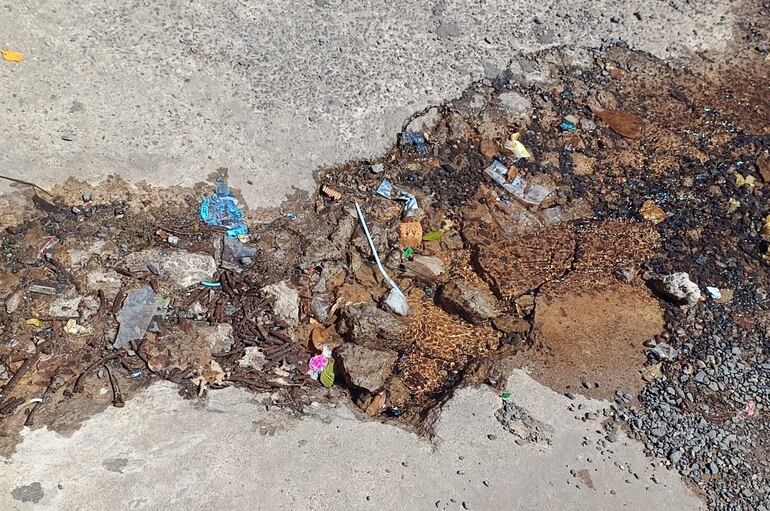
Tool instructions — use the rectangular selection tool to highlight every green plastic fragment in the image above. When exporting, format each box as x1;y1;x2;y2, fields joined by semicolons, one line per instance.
501;390;512;400
320;360;335;389
422;230;444;241
402;247;414;259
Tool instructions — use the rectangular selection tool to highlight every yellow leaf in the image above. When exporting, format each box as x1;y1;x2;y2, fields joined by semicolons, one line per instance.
26;318;42;328
2;50;23;63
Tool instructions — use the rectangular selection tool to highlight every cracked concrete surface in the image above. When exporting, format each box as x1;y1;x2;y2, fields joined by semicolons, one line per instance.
0;371;704;510
0;0;733;208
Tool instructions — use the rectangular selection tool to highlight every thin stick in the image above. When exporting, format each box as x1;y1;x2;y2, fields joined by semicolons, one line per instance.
0;353;40;400
0;174;53;197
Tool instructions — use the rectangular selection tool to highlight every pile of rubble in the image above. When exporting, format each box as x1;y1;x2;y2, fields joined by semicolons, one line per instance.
1;43;770;510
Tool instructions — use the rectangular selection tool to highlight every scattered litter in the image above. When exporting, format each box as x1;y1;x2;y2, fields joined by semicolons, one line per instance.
307;345;332;380
37;236;58;259
590;105;644;139
370;163;385;174
355;202;408;316
503;133;532;159
201;281;221;288
28;283;57;295
113;286;166;348
705;286;722;300
400;131;428;155
483;160;552;206
422;230;444;241
64;319;93;336
384;288;409;316
25;318;42;328
287;212;297;221
1;49;23;62
321;184;342;201
320;360;335;388
399;220;423;248
199;177;248;237
560;121;577;131
167;235;180;245
402;247;414;259
131;370;143;378
376;180;419;218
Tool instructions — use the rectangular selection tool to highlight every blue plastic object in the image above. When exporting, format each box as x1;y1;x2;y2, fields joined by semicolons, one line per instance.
560;121;577;131
400;131;429;155
199;177;248;237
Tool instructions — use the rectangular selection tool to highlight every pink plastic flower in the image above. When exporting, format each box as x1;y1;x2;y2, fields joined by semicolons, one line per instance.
307;345;332;379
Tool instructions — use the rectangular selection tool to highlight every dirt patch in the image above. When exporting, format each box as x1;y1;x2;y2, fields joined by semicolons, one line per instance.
529;286;664;400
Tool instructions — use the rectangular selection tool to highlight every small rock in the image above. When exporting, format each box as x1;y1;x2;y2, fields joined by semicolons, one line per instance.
4;289;23;313
497;91;532;117
337;304;409;349
147;261;161;276
124;248;217;288
82;192;92;202
200;323;234;354
639;200;667;224
335;344;398;393
48;295;82;318
439;281;501;323
406;107;441;134
649;343;678;361
262;281;300;327
167;235;180;246
648;272;701;307
11;482;44;503
370;163;385;174
71;206;82;215
240;256;253;267
492;315;530;334
404;255;445;281
238;347;266;370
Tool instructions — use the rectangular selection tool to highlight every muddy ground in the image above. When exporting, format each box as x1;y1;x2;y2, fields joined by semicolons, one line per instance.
2;33;770;511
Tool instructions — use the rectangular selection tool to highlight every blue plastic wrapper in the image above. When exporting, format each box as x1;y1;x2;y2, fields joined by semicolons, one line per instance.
400;131;429;155
559;121;577;131
376;180;418;217
199;177;248;237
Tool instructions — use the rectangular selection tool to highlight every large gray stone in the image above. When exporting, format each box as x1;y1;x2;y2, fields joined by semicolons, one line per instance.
335;344;398;393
